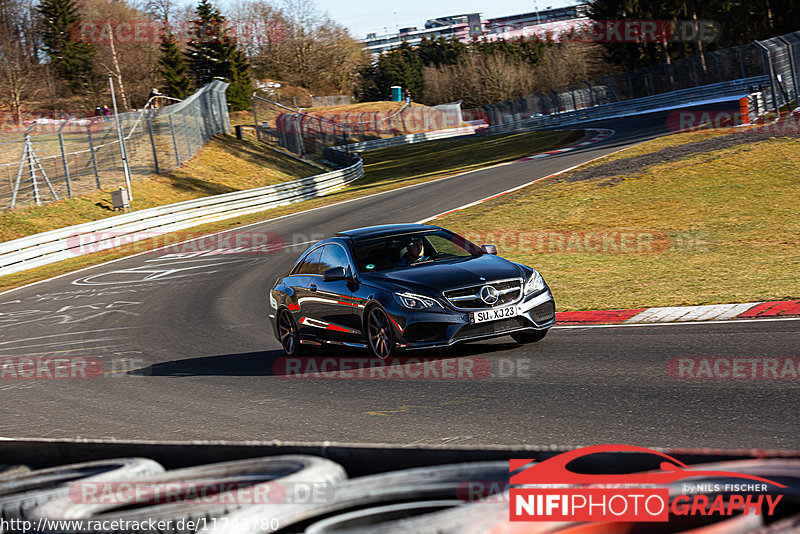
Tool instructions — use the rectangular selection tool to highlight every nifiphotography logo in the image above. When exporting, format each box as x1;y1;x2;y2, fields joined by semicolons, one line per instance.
509;444;785;522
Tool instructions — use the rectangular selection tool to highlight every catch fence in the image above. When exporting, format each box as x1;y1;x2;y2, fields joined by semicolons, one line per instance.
0;81;230;211
252;97;465;157
464;31;800;125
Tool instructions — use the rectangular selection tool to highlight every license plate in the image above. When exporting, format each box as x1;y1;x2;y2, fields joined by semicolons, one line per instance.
470;305;518;324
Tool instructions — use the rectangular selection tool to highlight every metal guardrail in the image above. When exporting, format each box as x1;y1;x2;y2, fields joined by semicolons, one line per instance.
485;76;770;134
0;71;776;279
0;157;362;277
330;126;479;152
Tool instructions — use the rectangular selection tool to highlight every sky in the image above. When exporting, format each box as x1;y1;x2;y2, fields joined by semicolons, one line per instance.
316;0;576;39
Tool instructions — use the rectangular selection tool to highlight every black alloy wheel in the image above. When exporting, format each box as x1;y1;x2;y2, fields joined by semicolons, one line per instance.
367;306;395;359
278;309;301;356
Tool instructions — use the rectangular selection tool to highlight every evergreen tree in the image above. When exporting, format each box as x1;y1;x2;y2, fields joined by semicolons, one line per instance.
37;0;95;92
160;31;192;100
417;37;467;67
375;42;424;101
225;45;253;111
185;0;252;110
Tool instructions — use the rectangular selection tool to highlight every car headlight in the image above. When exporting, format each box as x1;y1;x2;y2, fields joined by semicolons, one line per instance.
524;269;545;295
393;292;441;309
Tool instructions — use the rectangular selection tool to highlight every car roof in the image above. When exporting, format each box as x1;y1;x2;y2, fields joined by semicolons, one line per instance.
336;224;441;240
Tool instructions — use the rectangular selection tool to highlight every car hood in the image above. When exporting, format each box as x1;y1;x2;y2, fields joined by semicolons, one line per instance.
360;254;525;295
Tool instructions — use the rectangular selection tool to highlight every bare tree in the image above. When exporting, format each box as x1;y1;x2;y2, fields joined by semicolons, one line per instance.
0;0;43;125
232;0;366;95
82;0;163;109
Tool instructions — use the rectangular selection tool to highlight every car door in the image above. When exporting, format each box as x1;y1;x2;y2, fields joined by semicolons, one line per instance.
302;244;363;344
292;246;324;339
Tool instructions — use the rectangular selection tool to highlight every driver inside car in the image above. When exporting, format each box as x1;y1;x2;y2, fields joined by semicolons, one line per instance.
395;237;430;267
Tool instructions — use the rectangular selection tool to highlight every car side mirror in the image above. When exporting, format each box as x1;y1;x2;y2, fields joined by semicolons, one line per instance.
481;244;498;255
323;266;348;282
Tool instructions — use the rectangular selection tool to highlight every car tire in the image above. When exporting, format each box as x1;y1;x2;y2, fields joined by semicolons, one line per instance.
29;455;347;534
0;458;164;525
366;306;396;360
277;308;303;357
511;329;548;344
199;461;510;534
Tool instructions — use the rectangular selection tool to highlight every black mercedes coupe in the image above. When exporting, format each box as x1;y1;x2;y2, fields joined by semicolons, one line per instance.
269;224;556;358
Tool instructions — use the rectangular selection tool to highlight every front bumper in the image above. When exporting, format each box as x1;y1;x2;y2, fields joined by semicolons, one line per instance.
385;289;556;350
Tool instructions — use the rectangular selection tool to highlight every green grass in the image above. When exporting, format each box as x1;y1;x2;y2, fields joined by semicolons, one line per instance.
437;135;800;310
0;129;578;292
359;130;580;189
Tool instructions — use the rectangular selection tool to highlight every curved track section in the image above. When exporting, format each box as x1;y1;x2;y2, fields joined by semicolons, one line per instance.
0;107;798;449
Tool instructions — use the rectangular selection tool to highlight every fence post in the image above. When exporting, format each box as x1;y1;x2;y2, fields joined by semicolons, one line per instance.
10;134;29;209
57;123;72;198
755;40;781;118
644;67;655;96
711;53;723;83
192;104;202;145
86;121;101;189
168;115;181;165
626;72;635;99
182;113;193;158
777;36;800;108
146;117;160;175
689;59;699;87
251;95;260;142
736;47;746;79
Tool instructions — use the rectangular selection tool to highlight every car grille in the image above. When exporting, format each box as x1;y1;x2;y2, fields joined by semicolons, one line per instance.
443;279;522;310
454;316;530;342
532;301;556;323
404;322;449;343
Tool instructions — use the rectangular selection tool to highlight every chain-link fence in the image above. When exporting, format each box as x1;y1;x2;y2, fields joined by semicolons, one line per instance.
465;31;800;125
310;96;353;107
0;81;230;211
252;97;465;157
757;32;800;110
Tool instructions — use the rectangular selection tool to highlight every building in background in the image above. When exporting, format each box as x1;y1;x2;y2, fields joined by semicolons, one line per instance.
362;4;589;54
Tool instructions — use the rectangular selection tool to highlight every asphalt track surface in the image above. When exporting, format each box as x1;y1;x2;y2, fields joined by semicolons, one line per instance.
0;107;798;450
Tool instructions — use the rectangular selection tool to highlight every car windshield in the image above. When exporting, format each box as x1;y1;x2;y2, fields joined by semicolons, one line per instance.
352;230;483;272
